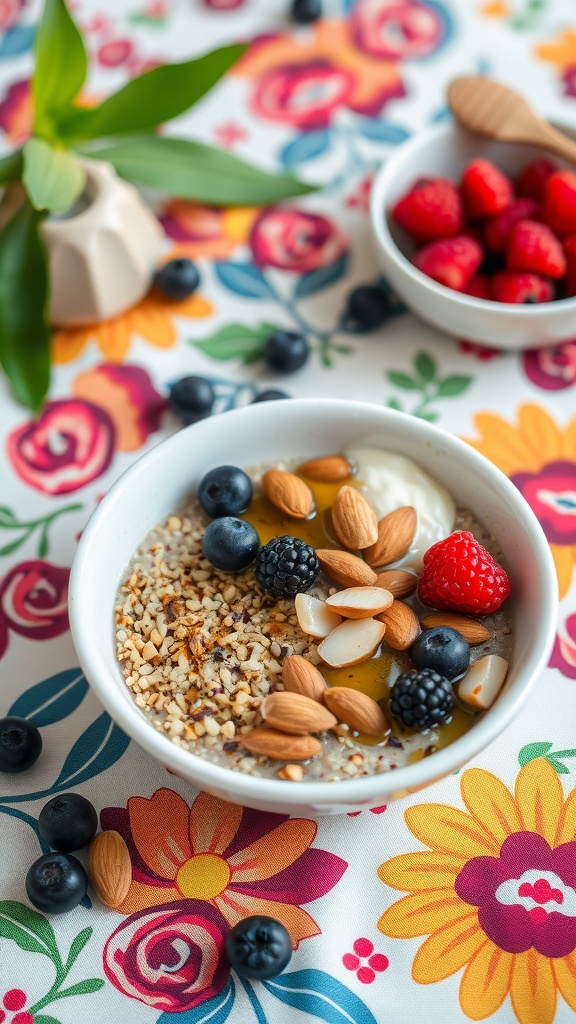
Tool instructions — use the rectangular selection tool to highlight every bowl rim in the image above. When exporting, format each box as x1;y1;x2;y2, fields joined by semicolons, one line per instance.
369;118;576;315
69;399;558;808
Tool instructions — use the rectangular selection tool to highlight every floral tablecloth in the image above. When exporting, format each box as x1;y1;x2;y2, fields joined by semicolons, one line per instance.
3;1;576;1022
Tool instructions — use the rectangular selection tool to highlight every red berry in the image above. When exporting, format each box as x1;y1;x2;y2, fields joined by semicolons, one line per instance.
413;236;483;291
483;198;539;252
516;158;557;201
3;992;26;1012
418;530;511;616
506;219;566;279
463;273;491;300
491;271;554;304
391;178;463;242
542;170;576;236
563;234;576;297
461;159;513;219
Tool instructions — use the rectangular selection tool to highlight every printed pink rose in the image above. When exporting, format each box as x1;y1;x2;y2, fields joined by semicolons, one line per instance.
73;364;166;452
0;0;25;33
97;38;133;67
510;460;576;545
7;399;115;496
524;341;576;390
251;61;355;130
0;560;69;658
251;208;347;272
0;78;31;144
104;903;230;1012
551;612;576;679
352;0;449;60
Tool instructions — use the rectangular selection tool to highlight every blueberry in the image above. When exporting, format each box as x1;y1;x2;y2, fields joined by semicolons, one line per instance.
202;517;259;572
264;330;309;374
346;286;390;330
169;376;214;425
39;793;98;853
291;0;322;23
0;717;42;773
411;626;471;681
155;258;200;300
26;853;88;914
225;915;292;980
198;466;253;519
252;389;290;403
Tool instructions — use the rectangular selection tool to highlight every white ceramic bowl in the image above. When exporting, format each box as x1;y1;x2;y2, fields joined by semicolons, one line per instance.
69;400;557;815
370;120;576;350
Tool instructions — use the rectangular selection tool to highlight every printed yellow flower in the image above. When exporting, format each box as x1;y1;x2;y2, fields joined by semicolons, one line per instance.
479;1;509;17
378;758;576;1024
536;29;576;71
463;403;576;597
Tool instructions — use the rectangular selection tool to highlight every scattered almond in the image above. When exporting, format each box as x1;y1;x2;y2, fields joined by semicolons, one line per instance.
378;600;420;650
240;727;322;761
299;454;353;482
364;506;417;567
262;690;337;734
316;549;377;588
326;586;393;619
375;568;418;598
277;764;305;781
262;468;314;519
282;654;327;702
331;486;378;550
420;611;490;646
318;617;386;668
88;830;132;909
324;687;389;737
458;655;508;709
295;592;341;639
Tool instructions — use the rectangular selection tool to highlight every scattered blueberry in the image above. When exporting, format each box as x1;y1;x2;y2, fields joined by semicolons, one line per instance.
264;330;309;374
203;517;260;572
225;915;292;980
346;286;391;330
199;466;253;519
155;258;200;300
411;626;470;680
25;853;88;914
38;793;98;853
0;717;42;773
390;669;454;730
169;376;214;425
256;535;319;598
252;389;290;403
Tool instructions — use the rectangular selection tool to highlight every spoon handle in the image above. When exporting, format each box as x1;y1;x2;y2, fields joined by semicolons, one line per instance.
516;118;576;164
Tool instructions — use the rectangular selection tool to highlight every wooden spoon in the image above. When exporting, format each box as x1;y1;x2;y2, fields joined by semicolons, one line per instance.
448;75;576;163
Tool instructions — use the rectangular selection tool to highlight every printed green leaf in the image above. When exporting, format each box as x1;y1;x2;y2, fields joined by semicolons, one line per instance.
387;397;404;412
437;375;472;398
0;506;17;523
193;323;280;364
518;741;553;766
59;44;245;141
387;371;421;391
0;200;50;410
0;534;31;557
0;901;61;966
33;0;87;138
0;149;23;183
414;351;436;383
55;979;105;999
23;140;86;213
65;927;93;970
547;748;576;758
417;409;439;423
34;1017;63;1024
81;135;314;205
546;759;571;775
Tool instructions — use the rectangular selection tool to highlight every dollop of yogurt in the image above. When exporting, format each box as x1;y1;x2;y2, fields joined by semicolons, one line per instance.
345;445;455;571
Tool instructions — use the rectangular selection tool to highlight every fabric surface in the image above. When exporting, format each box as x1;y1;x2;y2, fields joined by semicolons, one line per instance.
2;1;576;1022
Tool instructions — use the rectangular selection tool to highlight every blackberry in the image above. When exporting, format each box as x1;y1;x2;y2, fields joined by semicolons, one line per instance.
390;669;454;730
256;535;319;598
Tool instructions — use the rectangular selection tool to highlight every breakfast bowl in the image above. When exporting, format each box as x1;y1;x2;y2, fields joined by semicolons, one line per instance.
370;119;576;350
69;399;557;815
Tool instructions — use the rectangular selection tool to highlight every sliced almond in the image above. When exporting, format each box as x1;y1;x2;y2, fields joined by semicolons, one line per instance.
282;654;327;702
421;611;490;646
364;506;418;567
262;690;337;734
299;455;353;482
378;600;420;650
295;593;341;639
331;486;378;550
375;568;418;599
262;468;314;519
240;727;321;761
316;549;377;588
88;830;132;910
318;617;386;668
326;586;393;619
323;687;389;737
458;655;508;709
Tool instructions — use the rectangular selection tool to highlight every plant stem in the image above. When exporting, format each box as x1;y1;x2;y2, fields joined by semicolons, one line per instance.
0;804;50;853
239;977;268;1024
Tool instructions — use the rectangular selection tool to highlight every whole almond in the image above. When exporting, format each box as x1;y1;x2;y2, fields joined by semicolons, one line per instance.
316;549;377;588
378;600;420;650
299;455;353;482
364;506;417;567
375;568;419;598
262;468;314;519
262;691;337;734
282;654;327;701
420;611;490;646
323;687;389;737
332;486;378;549
88;830;132;909
240;727;321;761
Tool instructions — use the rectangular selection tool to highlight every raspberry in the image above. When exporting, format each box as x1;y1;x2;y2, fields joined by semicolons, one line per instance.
391;178;463;242
491;270;554;304
461;159;513;219
462;273;490;300
483;198;539;253
516;158;557;202
413;236;483;291
541;170;576;236
563;234;576;297
256;535;319;598
418;530;511;616
506;220;566;279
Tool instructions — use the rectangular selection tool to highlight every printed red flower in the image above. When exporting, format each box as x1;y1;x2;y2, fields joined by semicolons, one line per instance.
343;937;389;983
458;340;500;360
0;560;69;659
352;0;449;60
524;341;576;390
72;364;166;452
550;612;576;679
0;79;31;145
510;460;576;546
97;38;133;67
0;0;25;32
251;207;346;272
251;60;355;130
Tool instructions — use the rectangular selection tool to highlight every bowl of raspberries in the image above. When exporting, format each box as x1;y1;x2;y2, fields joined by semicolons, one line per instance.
370;119;576;349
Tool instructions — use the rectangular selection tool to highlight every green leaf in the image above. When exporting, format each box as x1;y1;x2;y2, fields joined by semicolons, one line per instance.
0;901;61;966
416;409;439;423
387;396;404;411
437;375;472;398
546;759;571;774
34;1017;62;1024
387;371;422;391
193;322;279;364
547;748;576;758
0;506;17;523
81;135;314;205
65;927;92;971
0;201;50;410
518;741;553;766
55;979;105;999
414;351;436;383
23;140;86;213
60;44;246;141
0;533;29;557
33;0;87;138
0;149;23;184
